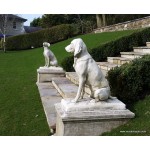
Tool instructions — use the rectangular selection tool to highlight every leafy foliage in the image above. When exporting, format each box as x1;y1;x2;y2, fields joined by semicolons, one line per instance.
5;24;80;50
107;55;150;106
61;27;150;71
30;14;97;34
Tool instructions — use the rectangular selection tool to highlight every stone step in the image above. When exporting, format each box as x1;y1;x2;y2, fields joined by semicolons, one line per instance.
36;82;62;128
120;51;145;59
65;73;91;95
97;62;120;71
52;77;89;98
107;57;132;65
133;46;150;54
146;42;150;48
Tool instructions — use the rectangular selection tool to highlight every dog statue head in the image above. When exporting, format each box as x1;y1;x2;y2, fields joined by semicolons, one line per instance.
43;42;50;48
65;38;87;57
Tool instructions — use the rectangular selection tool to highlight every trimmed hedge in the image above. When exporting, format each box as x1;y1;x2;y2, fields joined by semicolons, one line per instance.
107;55;150;106
61;27;150;71
5;24;80;50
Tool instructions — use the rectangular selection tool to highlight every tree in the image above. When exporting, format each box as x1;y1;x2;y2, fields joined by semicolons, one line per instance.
33;14;96;33
96;14;107;28
30;17;42;27
0;14;8;52
40;14;67;28
0;14;18;52
74;14;96;34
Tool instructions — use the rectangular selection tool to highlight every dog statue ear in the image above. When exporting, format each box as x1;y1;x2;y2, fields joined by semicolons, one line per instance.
74;44;82;57
48;43;50;47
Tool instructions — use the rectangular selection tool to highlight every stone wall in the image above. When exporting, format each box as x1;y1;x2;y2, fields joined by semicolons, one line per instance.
94;16;150;33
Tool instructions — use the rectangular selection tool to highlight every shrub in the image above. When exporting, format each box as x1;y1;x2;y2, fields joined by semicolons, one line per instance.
61;27;150;71
107;55;150;106
61;55;74;72
5;24;80;51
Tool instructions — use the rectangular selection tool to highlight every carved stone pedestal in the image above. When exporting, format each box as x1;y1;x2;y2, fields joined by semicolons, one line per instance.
37;66;65;83
55;98;135;136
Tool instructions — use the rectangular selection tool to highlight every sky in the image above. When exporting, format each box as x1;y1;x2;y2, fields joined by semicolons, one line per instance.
19;14;43;26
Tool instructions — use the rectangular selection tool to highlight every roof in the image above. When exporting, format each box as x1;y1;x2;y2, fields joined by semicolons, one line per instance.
7;14;27;22
24;26;43;33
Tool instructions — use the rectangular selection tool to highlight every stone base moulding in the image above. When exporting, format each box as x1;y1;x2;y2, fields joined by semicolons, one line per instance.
55;98;135;136
37;66;65;83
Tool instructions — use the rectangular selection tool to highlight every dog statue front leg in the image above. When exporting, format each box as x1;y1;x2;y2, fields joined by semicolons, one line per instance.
80;87;85;99
47;57;50;67
72;77;86;103
45;57;47;67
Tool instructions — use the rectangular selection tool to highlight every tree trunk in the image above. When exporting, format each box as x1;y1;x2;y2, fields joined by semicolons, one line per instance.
96;14;103;28
102;14;107;26
3;34;6;53
96;14;107;28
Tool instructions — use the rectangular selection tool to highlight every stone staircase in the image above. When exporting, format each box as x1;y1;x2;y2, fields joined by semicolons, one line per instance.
97;42;150;76
36;41;150;135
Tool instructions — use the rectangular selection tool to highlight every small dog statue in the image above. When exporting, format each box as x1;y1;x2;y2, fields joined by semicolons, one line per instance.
43;42;58;67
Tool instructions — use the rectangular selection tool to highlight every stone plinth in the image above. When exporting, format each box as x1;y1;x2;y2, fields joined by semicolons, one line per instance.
55;98;135;136
37;66;65;83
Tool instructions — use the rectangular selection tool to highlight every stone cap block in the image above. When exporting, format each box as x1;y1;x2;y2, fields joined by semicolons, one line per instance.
55;103;135;122
37;66;65;74
61;98;126;112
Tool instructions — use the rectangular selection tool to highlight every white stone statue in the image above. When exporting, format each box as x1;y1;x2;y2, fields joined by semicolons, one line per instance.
65;38;111;103
43;42;58;67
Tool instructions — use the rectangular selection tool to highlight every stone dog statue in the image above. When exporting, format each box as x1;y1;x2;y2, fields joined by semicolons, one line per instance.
65;38;111;103
43;42;58;67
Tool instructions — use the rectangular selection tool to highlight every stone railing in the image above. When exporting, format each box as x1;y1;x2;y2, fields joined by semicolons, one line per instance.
94;16;150;33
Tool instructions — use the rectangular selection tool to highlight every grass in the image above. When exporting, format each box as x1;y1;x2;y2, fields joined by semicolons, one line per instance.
102;95;150;136
0;29;140;135
50;29;138;64
0;50;50;135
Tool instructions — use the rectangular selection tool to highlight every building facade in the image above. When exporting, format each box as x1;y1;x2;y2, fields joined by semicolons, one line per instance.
0;14;27;37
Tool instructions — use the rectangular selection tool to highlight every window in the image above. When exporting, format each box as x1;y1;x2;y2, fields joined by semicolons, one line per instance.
13;21;16;29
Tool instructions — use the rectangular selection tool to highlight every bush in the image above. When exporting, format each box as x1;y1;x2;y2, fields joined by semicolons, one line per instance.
61;27;150;71
5;24;80;51
61;55;75;72
107;55;150;106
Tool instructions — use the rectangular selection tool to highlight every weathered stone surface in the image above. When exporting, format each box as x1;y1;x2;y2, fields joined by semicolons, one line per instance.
65;72;79;85
55;103;135;136
39;66;64;72
107;57;132;65
61;98;126;112
37;66;65;83
37;82;62;128
65;73;92;95
97;62;119;71
133;47;150;54
120;52;145;59
146;42;150;48
52;77;89;98
94;16;150;33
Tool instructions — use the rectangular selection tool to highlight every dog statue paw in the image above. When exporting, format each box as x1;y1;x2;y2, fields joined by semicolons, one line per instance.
71;98;79;103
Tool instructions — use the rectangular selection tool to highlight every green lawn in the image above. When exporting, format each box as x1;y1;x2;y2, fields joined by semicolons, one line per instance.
0;29;141;135
50;29;138;64
102;95;150;136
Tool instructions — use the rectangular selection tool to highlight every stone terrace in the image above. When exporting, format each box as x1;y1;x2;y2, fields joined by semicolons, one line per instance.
36;41;150;135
